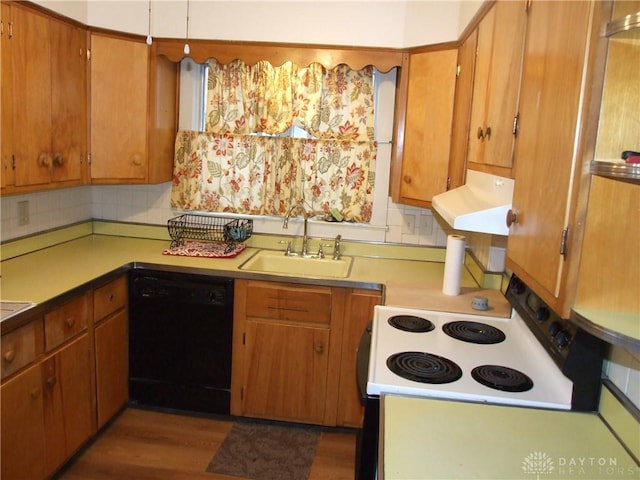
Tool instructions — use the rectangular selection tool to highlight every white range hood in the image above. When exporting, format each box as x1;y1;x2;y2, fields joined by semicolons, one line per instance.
431;170;514;236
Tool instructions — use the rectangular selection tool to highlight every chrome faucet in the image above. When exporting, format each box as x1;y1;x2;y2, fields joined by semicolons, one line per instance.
282;203;310;256
333;234;342;260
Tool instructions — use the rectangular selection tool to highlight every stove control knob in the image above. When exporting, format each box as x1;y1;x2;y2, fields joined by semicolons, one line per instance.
510;277;526;295
535;306;550;323
548;321;561;337
555;330;572;349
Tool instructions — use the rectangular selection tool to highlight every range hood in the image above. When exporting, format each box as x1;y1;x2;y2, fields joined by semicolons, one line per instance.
432;170;514;236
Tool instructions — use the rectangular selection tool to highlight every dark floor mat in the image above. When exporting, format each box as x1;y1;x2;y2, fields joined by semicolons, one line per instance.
206;419;321;480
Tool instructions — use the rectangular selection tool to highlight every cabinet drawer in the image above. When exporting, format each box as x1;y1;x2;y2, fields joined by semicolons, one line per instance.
44;293;90;351
94;275;127;322
1;320;43;380
246;283;332;324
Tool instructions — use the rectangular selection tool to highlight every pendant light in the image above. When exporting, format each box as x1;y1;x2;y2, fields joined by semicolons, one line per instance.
146;0;152;45
184;0;191;55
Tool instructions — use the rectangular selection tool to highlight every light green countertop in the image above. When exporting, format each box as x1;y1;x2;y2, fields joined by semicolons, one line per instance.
382;394;639;480
1;227;502;331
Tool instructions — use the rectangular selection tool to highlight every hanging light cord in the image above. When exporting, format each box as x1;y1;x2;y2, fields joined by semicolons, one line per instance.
184;0;191;54
146;0;152;45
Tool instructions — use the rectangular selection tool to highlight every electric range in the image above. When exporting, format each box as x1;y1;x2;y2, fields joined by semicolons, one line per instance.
354;274;608;480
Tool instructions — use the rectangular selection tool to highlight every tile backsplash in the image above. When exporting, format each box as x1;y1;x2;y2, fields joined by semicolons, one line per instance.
1;183;506;273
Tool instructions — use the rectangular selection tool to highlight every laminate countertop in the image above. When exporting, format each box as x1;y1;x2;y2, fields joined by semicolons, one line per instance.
382;394;639;480
0;232;511;332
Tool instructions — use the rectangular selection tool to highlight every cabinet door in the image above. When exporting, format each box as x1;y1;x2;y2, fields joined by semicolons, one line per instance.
95;309;128;428
467;0;527;174
336;289;381;428
242;320;329;424
1;362;46;480
50;19;86;184
506;1;594;302
90;34;148;181
42;333;94;476
395;48;457;206
11;6;52;187
1;2;14;189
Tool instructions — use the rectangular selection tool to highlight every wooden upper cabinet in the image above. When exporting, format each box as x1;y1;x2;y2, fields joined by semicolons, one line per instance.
1;2;14;189
49;18;87;184
90;33;149;182
89;33;177;184
5;5;87;190
506;0;597;315
467;0;527;177
448;29;478;191
391;48;458;208
11;6;52;187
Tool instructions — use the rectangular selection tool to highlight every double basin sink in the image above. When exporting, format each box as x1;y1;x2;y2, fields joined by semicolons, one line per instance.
239;249;352;278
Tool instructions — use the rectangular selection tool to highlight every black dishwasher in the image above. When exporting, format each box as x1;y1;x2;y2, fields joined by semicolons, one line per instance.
129;269;233;415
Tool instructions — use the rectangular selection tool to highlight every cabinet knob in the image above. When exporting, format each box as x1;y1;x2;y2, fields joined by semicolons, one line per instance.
477;126;485;140
38;152;51;168
485;126;492;140
131;153;144;167
3;349;15;363
506;209;519;228
30;387;41;399
314;343;324;354
53;153;64;167
64;316;76;328
403;175;412;184
46;376;57;387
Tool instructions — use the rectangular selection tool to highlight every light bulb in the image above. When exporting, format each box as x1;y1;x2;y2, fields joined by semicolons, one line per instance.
146;34;153;46
184;43;190;55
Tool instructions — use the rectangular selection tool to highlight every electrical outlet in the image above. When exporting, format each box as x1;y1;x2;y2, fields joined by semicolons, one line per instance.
402;214;415;234
17;200;30;226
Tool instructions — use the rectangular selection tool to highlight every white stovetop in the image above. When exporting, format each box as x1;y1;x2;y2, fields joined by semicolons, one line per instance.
367;305;573;410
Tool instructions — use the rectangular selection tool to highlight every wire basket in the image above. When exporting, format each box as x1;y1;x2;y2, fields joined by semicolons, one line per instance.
167;214;253;250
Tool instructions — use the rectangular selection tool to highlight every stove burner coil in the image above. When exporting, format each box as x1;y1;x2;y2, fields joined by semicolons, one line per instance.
471;365;534;392
442;321;506;344
388;315;435;333
386;352;462;384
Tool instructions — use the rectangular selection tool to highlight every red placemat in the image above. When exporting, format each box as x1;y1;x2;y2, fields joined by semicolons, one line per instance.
163;241;246;258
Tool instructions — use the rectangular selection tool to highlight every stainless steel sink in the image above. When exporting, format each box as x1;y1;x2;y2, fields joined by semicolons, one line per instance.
239;250;352;278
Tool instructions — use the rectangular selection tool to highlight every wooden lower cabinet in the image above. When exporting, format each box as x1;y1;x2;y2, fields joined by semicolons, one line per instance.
43;333;94;475
232;279;381;427
336;289;382;427
0;278;128;480
242;320;330;424
0;333;93;480
94;308;128;428
1;362;46;480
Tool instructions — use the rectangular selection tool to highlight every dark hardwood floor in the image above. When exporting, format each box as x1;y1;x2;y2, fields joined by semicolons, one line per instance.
55;408;357;480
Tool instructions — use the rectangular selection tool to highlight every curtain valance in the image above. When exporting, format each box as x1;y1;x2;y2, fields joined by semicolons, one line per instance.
154;38;404;73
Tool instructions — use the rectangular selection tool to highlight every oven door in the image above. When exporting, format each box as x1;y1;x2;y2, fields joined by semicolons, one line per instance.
355;321;380;480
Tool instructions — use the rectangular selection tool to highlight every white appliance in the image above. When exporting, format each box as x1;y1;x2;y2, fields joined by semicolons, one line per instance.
355;275;608;480
431;170;514;235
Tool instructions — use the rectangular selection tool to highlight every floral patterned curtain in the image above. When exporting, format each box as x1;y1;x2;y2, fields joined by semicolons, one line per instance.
171;59;377;222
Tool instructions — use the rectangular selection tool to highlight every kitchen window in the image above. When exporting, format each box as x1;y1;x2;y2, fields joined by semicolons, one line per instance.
174;58;396;226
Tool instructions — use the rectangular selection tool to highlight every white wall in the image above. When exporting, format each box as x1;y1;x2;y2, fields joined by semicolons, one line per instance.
32;0;483;48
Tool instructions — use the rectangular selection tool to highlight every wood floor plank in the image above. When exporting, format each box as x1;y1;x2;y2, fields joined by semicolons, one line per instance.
56;408;357;480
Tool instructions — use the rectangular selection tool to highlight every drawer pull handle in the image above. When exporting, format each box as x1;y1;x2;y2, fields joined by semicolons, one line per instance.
3;350;15;363
65;316;76;328
109;293;114;302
